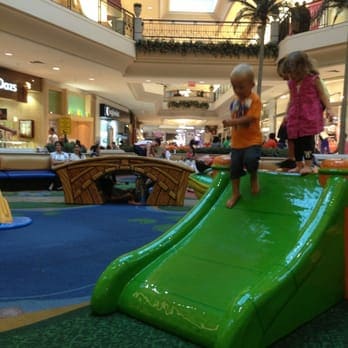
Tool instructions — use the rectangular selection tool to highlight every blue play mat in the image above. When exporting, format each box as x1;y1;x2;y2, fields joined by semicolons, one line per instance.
0;216;32;230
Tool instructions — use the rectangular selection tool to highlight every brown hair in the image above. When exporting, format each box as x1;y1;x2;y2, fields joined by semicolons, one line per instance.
286;51;312;76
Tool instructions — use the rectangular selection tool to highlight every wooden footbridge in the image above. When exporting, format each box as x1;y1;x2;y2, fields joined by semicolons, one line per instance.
53;155;195;206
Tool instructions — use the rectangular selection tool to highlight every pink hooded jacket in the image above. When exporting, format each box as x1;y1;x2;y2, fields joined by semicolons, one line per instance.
286;74;324;140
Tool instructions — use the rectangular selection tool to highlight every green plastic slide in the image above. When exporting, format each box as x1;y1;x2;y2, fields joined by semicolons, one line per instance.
91;171;348;347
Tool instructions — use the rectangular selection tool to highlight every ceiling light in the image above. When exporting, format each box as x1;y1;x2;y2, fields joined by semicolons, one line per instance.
170;0;217;13
4;52;13;56
178;126;194;129
30;60;44;64
52;66;60;71
89;77;95;81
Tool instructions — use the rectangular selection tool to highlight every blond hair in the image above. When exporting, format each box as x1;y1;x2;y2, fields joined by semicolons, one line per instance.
230;63;255;82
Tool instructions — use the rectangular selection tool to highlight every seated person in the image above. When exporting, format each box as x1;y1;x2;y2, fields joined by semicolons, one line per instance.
50;141;69;166
90;143;101;157
263;133;278;149
49;141;69;190
70;143;86;160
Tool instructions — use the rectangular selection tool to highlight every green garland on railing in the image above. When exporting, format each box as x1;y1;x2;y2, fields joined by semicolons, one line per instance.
168;100;209;109
136;40;278;58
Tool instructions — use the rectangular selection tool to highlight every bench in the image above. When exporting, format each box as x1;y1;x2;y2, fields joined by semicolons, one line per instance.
0;153;57;190
0;150;131;191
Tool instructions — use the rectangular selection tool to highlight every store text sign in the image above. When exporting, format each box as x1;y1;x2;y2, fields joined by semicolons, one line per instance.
0;77;17;92
100;103;120;118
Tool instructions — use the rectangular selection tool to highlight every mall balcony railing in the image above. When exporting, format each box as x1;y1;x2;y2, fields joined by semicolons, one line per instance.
51;0;135;39
50;0;260;43
141;19;259;43
50;0;337;44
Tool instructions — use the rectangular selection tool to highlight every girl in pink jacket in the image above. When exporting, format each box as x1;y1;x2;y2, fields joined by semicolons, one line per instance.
286;51;334;174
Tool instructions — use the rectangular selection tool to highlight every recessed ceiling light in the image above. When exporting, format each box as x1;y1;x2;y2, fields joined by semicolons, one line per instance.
4;52;13;56
30;60;44;64
146;79;151;82
89;77;95;81
52;66;60;71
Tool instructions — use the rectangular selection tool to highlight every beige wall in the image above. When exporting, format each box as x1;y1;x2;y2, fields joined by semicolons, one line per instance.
0;91;44;148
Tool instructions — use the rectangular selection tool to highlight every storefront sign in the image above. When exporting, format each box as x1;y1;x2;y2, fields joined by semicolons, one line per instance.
0;68;41;103
100;103;120;118
58;117;72;135
0;77;17;92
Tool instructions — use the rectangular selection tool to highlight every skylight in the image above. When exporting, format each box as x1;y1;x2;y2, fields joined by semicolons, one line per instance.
169;0;218;13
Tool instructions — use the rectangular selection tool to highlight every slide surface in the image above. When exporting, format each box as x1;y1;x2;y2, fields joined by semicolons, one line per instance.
92;171;348;347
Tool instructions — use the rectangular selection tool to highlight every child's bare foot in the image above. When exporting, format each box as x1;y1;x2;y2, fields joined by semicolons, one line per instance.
300;166;313;175
312;166;319;174
226;195;241;208
288;167;301;173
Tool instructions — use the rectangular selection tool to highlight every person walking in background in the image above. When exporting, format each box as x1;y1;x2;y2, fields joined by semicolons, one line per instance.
47;127;58;145
203;126;213;147
299;2;311;32
285;51;334;174
222;63;263;208
290;2;301;34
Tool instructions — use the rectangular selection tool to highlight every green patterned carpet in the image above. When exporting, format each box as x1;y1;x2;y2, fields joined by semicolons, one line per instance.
1;301;348;347
0;306;198;348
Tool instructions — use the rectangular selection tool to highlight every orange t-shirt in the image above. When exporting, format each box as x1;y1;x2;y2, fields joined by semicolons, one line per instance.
229;92;262;149
263;139;278;148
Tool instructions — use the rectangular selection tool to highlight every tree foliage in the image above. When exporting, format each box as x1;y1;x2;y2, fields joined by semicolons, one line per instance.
315;0;348;24
229;0;290;97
